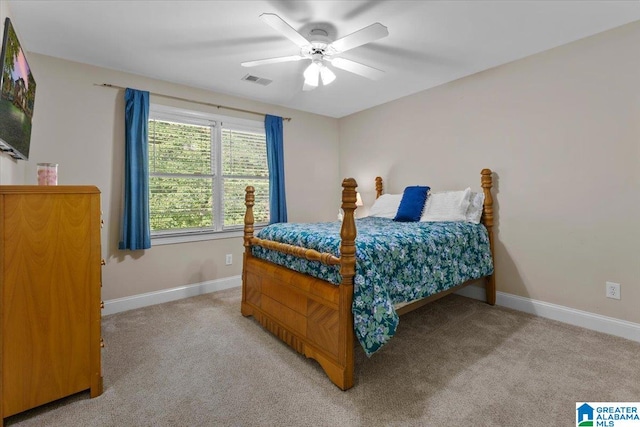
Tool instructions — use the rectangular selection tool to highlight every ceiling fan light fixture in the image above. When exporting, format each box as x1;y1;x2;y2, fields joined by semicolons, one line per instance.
320;65;336;85
303;61;321;88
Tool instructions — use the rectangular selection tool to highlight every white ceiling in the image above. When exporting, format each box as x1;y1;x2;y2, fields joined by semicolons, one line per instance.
7;1;640;118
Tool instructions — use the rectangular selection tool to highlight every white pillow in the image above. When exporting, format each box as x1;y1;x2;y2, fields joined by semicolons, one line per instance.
368;194;402;219
420;188;471;222
466;191;485;224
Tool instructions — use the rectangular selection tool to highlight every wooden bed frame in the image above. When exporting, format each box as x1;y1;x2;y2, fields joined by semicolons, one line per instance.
241;169;495;390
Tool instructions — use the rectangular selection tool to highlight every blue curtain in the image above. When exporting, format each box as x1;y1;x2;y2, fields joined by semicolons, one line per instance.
265;114;287;223
119;88;151;250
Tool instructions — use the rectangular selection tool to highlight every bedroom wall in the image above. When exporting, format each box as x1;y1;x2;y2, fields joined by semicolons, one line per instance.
339;21;640;324
25;53;340;300
0;4;27;184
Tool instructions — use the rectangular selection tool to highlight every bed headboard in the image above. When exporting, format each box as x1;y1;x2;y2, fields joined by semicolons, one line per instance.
480;169;494;230
372;170;495;305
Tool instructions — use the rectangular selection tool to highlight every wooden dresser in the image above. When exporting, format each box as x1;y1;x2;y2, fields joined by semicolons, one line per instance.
0;186;103;425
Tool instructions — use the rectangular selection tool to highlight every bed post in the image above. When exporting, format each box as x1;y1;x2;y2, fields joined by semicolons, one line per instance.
241;186;255;316
338;178;357;390
375;176;383;199
243;186;255;250
481;169;496;306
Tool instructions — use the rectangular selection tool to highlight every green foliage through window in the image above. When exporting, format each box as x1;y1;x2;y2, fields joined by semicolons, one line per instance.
148;108;269;234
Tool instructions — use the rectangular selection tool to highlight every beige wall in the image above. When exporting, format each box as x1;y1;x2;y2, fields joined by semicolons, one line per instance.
5;5;638;326
339;21;640;324
25;54;339;300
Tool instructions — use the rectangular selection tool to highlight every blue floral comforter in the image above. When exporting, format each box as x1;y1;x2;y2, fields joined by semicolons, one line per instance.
252;216;494;356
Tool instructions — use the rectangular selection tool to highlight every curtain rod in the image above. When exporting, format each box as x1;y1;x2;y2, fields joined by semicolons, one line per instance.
95;83;292;122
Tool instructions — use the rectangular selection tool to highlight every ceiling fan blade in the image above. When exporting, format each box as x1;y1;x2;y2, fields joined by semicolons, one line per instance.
330;58;385;80
241;55;304;67
329;23;388;53
260;13;310;48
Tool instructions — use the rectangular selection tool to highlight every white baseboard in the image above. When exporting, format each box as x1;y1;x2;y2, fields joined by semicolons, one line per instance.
456;285;640;343
102;275;241;316
104;277;640;344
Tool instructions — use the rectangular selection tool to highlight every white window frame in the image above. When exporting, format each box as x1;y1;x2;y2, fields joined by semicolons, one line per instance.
149;104;268;245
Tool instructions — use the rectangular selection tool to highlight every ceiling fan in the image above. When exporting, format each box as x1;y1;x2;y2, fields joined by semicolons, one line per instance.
241;13;389;91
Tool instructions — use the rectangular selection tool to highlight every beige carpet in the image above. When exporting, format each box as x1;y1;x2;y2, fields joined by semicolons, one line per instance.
6;287;640;426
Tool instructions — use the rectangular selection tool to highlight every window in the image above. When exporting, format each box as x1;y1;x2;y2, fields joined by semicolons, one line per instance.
148;105;269;241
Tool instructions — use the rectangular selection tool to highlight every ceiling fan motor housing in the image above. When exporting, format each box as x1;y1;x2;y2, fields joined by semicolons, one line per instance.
303;28;336;58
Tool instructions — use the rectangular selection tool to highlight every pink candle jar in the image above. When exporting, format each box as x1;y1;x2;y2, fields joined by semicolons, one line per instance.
37;163;58;185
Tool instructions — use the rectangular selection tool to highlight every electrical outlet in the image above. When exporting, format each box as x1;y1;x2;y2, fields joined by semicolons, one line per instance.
605;281;620;300
225;254;232;265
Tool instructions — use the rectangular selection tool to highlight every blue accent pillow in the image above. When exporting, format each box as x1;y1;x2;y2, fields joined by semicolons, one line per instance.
393;186;430;222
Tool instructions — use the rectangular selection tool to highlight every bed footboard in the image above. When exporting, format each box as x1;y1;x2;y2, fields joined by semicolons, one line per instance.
241;179;357;390
242;257;353;389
